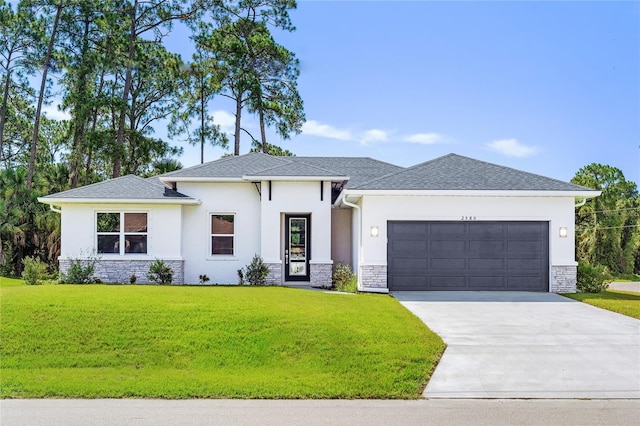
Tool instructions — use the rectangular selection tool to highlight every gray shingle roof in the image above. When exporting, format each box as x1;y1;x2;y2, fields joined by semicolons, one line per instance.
40;175;193;201
159;152;401;187
352;153;597;191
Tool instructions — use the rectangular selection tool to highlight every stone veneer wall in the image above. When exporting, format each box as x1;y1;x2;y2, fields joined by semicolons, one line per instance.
59;258;184;284
310;263;332;287
551;265;577;293
361;264;387;289
265;263;282;286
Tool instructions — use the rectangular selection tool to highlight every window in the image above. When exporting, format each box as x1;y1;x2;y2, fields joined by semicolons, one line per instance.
211;214;234;255
97;212;147;254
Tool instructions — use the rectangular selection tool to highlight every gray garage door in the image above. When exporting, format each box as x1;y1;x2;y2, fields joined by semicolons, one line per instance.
388;221;549;291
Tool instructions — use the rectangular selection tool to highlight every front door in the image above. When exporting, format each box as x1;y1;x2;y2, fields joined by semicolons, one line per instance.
285;214;311;282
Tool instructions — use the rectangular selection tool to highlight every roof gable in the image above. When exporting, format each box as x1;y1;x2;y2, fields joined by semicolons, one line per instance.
352;153;596;192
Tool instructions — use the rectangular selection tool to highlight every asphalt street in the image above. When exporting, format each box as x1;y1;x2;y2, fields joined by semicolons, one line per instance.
2;399;640;426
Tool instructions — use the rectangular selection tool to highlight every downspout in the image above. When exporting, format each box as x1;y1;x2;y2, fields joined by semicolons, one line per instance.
49;204;62;214
341;195;363;291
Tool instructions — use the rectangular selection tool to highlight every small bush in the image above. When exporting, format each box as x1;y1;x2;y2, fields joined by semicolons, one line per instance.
199;274;210;284
244;255;269;286
130;274;137;284
237;269;245;285
21;256;49;285
577;263;610;293
147;259;173;284
333;263;357;293
61;254;98;284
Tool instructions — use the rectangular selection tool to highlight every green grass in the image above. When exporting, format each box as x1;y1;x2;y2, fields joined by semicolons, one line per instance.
0;281;444;399
564;290;640;319
612;274;640;282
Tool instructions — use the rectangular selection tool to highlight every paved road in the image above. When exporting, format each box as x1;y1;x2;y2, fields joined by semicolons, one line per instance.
394;291;640;398
608;281;640;293
2;399;640;426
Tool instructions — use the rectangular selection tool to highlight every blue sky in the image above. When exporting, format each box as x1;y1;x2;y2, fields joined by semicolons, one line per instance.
52;1;640;185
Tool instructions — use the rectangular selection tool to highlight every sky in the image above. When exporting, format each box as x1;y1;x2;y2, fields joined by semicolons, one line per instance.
47;0;640;185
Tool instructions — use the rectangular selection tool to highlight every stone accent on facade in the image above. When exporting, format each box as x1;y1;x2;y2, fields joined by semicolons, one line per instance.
265;262;282;286
551;265;577;293
361;264;387;289
59;258;184;284
310;262;333;287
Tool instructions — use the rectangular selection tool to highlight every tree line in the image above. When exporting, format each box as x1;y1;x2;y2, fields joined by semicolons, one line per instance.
1;0;304;274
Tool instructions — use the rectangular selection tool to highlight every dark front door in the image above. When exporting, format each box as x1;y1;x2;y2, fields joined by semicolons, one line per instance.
387;221;549;291
285;214;311;282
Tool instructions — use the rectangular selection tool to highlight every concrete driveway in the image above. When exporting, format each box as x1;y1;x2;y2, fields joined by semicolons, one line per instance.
393;292;640;398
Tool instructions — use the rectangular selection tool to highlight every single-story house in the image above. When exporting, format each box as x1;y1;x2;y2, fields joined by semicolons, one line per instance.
39;153;599;293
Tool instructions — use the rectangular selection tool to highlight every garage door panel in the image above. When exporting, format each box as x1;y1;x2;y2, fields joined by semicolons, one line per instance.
430;258;466;269
388;221;549;292
430;276;467;289
469;276;506;289
469;258;505;270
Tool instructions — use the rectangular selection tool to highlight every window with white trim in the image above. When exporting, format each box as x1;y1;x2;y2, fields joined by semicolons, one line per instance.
211;214;234;255
96;212;147;254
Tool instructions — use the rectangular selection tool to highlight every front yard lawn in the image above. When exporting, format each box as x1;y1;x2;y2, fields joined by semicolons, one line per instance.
564;290;640;319
0;281;444;399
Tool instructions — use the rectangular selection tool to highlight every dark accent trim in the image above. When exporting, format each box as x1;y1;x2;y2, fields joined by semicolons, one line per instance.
253;182;261;198
320;181;324;201
268;180;272;201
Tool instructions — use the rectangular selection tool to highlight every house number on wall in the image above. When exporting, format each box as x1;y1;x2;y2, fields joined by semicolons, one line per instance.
461;216;477;221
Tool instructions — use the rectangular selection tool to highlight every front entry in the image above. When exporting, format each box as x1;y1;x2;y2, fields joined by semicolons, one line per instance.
285;214;311;282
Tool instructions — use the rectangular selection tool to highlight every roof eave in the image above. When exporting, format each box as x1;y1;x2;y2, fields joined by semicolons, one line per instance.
343;189;601;197
38;197;201;205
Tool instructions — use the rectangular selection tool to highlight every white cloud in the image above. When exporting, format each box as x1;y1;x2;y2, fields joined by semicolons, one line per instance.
301;120;352;141
360;129;388;145
212;110;237;133
486;138;537;157
41;104;71;121
403;133;445;145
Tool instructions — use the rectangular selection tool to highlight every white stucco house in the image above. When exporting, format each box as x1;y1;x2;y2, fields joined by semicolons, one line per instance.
39;153;599;293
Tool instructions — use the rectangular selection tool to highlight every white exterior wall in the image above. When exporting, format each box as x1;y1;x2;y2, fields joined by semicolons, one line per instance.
59;203;182;260
260;180;333;283
179;182;261;284
358;195;577;291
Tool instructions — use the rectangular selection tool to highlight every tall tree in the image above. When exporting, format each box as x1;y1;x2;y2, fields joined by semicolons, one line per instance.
169;49;228;164
26;0;63;190
572;164;639;274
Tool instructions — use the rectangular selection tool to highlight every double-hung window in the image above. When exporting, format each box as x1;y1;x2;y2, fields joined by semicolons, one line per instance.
211;214;234;255
97;212;147;254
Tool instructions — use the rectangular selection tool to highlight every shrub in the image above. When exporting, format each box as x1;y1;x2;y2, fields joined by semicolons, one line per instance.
577;263;610;293
21;256;49;285
237;269;245;285
147;259;173;284
130;274;137;284
333;263;357;293
243;255;269;286
199;274;210;284
60;254;98;284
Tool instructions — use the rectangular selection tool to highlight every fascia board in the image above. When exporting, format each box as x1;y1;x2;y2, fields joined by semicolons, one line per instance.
343;189;601;198
37;197;201;205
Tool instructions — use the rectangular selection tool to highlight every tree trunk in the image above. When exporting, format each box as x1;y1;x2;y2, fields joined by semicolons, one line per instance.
234;95;242;156
258;100;267;153
200;74;205;163
113;0;137;178
27;3;62;190
0;61;12;162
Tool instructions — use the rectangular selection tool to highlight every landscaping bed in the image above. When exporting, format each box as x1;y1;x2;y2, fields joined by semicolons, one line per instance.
0;279;444;399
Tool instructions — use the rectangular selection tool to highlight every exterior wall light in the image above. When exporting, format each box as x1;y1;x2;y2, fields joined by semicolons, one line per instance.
370;226;379;237
559;227;568;238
